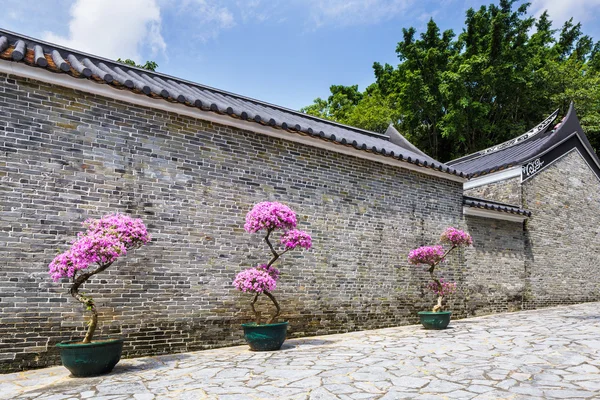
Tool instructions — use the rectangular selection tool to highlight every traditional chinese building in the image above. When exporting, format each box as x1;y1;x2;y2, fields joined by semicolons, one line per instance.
0;28;598;372
449;104;600;311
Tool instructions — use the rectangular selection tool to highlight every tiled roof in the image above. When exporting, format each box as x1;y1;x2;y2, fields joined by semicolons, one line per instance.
0;29;464;179
448;104;600;178
463;196;531;217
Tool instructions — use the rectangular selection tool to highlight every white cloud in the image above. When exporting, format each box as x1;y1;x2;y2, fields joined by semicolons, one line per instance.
305;0;415;28
530;0;600;26
176;0;236;41
42;0;166;62
236;0;277;23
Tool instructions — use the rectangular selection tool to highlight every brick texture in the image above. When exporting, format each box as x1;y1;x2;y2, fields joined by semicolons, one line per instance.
0;73;473;372
465;176;522;205
522;150;600;309
463;216;526;315
1;72;593;373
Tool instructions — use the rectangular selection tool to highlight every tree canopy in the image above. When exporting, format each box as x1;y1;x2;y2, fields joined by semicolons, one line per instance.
300;0;600;162
116;58;158;72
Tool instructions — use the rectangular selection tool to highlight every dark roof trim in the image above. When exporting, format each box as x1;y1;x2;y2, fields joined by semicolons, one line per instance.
466;162;518;179
0;28;464;179
0;29;387;140
449;109;559;167
549;103;600;169
385;124;429;158
522;132;600;182
450;103;600;179
463;196;531;217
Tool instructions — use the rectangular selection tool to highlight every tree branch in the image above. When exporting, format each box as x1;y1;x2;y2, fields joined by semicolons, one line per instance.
250;293;261;325
427;245;457;313
264;291;281;324
69;261;113;343
265;229;281;267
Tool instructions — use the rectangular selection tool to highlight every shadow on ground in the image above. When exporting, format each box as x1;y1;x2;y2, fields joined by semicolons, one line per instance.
280;338;337;350
110;353;193;375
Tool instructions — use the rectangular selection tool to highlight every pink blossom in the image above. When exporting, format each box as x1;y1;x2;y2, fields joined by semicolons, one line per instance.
428;279;457;296
280;229;312;250
82;214;150;248
233;267;277;293
408;245;445;266
256;264;280;281
48;214;150;282
244;202;297;233
440;227;473;247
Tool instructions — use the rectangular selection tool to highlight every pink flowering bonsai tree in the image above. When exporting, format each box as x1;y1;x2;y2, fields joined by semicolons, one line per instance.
408;227;472;312
48;214;150;343
233;202;312;325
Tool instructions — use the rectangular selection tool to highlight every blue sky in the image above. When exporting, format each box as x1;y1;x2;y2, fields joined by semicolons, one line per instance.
3;0;600;111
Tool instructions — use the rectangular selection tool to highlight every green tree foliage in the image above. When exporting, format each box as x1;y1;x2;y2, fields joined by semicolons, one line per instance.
301;0;600;161
301;84;397;133
116;58;158;71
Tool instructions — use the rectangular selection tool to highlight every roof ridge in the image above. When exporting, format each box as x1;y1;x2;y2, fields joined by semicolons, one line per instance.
0;28;389;140
463;196;531;216
448;109;559;166
463;195;521;209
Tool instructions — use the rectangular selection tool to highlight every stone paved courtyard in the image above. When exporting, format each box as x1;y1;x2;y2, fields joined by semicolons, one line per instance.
2;303;600;400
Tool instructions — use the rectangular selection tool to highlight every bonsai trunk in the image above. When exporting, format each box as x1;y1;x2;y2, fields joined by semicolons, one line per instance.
264;291;280;324
428;245;456;313
248;229;285;324
69;262;112;343
251;293;261;324
249;291;281;325
429;269;444;312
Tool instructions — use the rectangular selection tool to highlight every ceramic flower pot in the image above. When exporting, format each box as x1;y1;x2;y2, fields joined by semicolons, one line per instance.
418;311;452;330
56;338;124;377
241;322;288;351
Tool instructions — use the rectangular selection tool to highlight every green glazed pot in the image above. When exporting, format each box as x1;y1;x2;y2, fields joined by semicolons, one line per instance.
418;311;452;330
241;322;288;351
56;338;124;377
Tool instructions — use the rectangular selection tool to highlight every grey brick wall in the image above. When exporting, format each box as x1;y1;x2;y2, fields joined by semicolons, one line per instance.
0;73;478;372
461;150;600;311
2;72;586;373
463;216;526;315
464;176;522;205
522;150;600;309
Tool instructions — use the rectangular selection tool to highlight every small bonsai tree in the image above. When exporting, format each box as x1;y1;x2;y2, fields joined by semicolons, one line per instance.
233;202;312;324
408;227;472;312
48;214;150;343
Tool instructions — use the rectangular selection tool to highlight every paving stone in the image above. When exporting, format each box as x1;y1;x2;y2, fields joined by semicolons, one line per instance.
348;394;380;400
423;380;464;393
544;389;598;398
445;390;477;399
2;303;600;400
309;387;340;399
565;364;599;374
378;391;420;399
509;385;545;396
389;376;431;389
132;395;154;400
466;384;495;393
496;379;517;390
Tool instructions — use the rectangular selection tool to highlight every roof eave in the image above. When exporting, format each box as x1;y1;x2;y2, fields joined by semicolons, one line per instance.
0;28;390;140
0;59;467;183
463;207;530;222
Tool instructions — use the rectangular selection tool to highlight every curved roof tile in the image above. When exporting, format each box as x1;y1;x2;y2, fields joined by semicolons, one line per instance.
0;28;463;179
449;105;600;178
463;196;531;217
